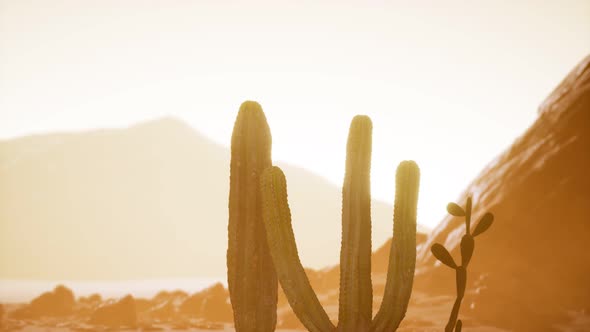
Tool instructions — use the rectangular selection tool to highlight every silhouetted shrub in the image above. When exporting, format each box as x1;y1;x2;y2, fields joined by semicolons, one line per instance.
431;197;494;332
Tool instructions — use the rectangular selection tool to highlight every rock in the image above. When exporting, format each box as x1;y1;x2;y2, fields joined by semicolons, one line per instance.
12;285;75;318
78;294;102;305
139;290;187;322
199;283;233;323
179;283;232;323
413;55;590;331
134;298;153;313
89;294;137;327
147;300;177;321
76;293;103;317
0;303;4;327
179;291;205;316
151;290;188;304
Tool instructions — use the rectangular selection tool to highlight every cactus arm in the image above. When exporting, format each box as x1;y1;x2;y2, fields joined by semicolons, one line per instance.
260;166;335;332
227;101;277;332
371;161;420;332
338;116;373;332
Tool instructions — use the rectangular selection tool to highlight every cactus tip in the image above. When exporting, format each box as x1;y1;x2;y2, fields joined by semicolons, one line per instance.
239;100;263;110
397;160;420;174
237;100;267;122
351;114;372;123
348;115;373;138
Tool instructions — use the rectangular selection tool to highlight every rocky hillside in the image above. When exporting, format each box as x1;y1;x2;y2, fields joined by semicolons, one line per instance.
412;55;590;330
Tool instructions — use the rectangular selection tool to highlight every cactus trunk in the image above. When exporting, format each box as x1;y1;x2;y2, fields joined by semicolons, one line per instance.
338;115;373;332
227;101;278;332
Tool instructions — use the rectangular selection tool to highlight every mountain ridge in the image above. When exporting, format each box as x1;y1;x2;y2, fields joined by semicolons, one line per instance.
0;115;427;280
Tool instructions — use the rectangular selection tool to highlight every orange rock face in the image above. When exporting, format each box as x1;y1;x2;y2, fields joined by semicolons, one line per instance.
414;55;590;331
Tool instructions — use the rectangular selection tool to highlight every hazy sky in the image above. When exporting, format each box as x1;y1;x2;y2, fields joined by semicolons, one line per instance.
1;0;589;229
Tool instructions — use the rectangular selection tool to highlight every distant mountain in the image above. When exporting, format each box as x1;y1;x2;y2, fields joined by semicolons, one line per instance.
411;55;590;330
0;116;420;280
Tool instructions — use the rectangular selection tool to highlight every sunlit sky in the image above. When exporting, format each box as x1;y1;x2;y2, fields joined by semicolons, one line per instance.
1;0;589;229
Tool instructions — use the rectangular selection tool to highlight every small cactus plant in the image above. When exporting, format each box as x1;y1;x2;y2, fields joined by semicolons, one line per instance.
431;197;494;332
227;101;278;332
260;115;420;332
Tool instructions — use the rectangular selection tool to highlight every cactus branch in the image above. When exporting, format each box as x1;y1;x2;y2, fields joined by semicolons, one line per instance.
338;115;373;332
260;166;336;332
371;161;420;332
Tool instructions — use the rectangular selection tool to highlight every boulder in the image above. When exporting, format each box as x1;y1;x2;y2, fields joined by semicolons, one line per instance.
78;294;102;305
147;300;177;321
151;290;188;304
134;298;153;314
179;292;205;316
12;285;75;318
89;295;137;327
179;283;232;322
199;283;233;323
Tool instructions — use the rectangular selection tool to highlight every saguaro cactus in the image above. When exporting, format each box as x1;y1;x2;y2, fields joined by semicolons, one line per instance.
260;115;420;332
431;197;494;332
227;101;278;332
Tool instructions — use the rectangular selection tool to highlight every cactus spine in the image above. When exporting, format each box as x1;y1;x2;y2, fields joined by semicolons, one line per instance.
227;101;278;332
260;115;420;332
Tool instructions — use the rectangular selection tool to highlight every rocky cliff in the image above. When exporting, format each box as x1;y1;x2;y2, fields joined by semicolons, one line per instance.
413;55;590;330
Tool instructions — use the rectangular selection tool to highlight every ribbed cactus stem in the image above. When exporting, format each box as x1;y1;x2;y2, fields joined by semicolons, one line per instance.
227;101;277;332
371;161;420;332
260;166;336;332
338;115;373;332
